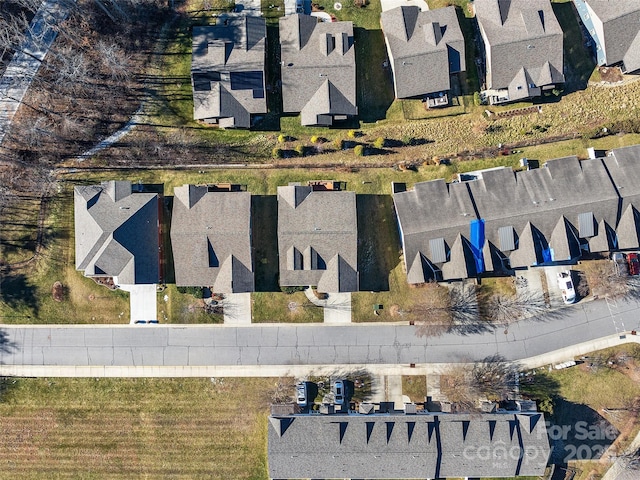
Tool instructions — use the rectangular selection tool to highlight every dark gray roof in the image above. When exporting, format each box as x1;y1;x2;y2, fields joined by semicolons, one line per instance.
268;412;550;479
74;181;159;285
277;185;358;292
582;1;640;71
191;15;267;128
582;0;640;23
475;0;564;91
279;15;357;126
394;147;640;282
381;6;465;98
170;185;254;292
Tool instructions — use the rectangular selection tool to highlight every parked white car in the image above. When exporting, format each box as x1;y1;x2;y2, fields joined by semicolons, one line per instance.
557;271;576;304
296;382;307;407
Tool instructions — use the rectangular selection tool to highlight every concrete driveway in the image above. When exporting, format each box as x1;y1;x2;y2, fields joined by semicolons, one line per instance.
516;266;573;305
542;265;576;307
324;293;352;323
223;293;252;324
118;284;158;323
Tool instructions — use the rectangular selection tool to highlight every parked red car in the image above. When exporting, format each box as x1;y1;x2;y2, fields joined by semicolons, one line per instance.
628;253;640;275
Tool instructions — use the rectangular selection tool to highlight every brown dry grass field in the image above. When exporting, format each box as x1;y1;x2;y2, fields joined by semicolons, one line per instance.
0;377;273;479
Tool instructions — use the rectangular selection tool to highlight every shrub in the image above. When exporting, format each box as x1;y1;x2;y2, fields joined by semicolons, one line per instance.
272;147;283;158
310;135;319;143
281;286;306;294
278;134;286;143
334;138;345;150
177;286;203;296
402;135;415;146
347;129;357;139
354;144;365;156
295;144;306;156
373;137;385;149
473;91;481;106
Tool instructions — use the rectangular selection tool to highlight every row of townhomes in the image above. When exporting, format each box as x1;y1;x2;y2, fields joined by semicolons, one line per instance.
75;144;640;290
268;403;550;479
189;0;640;127
75;181;358;293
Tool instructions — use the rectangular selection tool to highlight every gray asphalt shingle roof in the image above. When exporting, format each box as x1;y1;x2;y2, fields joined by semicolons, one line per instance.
475;0;564;92
268;412;550;479
381;5;465;98
279;14;357;126
277;185;358;292
74;181;159;285
191;15;267;128
170;185;254;292
580;0;640;72
394;146;640;282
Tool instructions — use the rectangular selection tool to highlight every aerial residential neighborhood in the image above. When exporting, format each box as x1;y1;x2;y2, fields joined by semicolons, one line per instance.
2;0;640;479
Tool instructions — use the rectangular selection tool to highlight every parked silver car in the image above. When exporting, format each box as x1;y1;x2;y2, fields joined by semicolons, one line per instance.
296;382;307;407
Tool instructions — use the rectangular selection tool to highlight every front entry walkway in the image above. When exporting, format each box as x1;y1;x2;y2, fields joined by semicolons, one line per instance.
304;288;352;323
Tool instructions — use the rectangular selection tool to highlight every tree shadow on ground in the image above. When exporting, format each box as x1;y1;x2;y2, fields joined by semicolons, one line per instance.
0;273;38;318
252;195;279;292
0;329;19;356
552;1;596;93
162;196;176;284
354;27;395;123
548;398;618;464
356;195;399;292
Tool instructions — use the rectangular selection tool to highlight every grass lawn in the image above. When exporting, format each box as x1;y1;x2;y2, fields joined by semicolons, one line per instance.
0;377;272;478
252;291;324;322
402;375;427;403
0;197;41;266
401;96;469;121
159;285;223;323
1;190;131;324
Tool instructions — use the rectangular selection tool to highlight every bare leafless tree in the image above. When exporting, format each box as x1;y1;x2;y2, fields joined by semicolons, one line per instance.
411;282;455;337
269;377;296;405
481;290;549;325
471;354;520;402
439;364;477;411
96;40;131;81
440;354;520;410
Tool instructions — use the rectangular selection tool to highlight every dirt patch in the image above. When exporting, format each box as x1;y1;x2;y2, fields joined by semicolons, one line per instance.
599;66;624;83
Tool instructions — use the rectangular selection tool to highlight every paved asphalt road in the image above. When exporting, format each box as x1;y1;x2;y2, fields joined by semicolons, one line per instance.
1;298;639;370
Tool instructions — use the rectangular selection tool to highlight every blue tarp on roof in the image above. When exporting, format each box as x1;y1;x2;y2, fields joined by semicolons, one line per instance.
469;219;485;274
